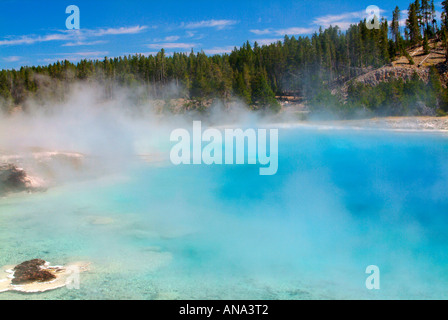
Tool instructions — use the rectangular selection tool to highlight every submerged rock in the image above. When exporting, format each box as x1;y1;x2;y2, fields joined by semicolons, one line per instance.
0;164;46;195
87;216;115;226
11;259;56;285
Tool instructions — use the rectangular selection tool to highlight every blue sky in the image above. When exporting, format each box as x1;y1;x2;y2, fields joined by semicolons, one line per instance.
0;0;441;69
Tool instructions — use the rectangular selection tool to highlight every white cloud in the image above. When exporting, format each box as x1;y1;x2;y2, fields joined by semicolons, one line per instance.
0;34;72;46
277;27;315;35
92;25;148;36
62;40;108;47
253;38;283;46
251;9;389;37
0;25;148;47
250;29;273;35
202;46;235;55
182;19;238;30
313;9;386;30
313;11;363;28
69;51;109;57
251;27;315;36
147;43;197;49
3;56;21;62
153;35;181;42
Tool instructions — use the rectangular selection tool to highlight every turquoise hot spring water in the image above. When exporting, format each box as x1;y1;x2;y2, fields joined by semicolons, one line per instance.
1;127;448;300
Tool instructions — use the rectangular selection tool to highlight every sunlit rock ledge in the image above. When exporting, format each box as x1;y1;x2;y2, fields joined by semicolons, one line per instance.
0;164;47;195
264;116;448;132
0;150;85;196
0;260;90;293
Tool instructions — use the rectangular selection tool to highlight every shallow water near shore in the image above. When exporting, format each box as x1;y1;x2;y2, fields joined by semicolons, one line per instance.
1;127;448;300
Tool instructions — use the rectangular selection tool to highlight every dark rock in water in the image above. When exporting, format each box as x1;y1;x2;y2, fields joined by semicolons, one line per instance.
12;259;56;285
0;164;46;195
0;164;27;191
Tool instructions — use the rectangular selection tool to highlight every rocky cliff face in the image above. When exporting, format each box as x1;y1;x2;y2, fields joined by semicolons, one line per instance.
339;40;448;95
352;66;430;87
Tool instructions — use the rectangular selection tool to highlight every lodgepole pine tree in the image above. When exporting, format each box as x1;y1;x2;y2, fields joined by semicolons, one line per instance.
407;2;422;45
391;6;402;53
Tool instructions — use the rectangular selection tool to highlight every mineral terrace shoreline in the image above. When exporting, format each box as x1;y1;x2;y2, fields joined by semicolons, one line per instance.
271;116;448;133
325;116;448;132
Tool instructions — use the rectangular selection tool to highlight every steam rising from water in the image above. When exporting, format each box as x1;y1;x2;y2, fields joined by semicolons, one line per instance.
0;82;273;175
1;82;448;299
